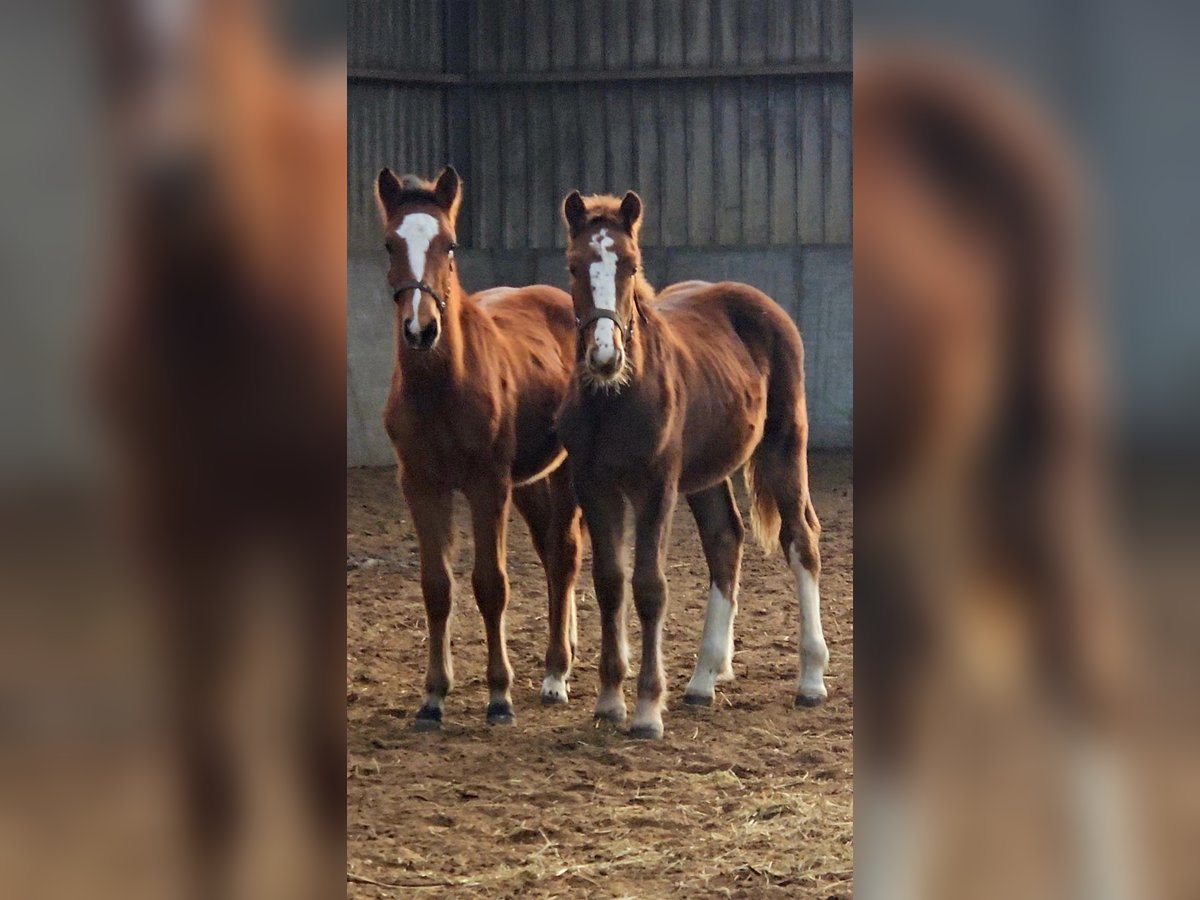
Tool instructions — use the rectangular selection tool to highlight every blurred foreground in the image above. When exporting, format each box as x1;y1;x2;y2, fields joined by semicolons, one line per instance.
0;2;345;898
854;9;1200;898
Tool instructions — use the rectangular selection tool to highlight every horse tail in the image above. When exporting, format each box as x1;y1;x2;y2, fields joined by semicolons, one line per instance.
743;305;809;557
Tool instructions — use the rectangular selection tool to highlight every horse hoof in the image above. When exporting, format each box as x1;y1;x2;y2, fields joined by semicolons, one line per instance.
794;692;826;708
412;705;443;731
593;709;626;725
682;693;713;708
540;675;569;705
486;700;515;725
628;722;664;740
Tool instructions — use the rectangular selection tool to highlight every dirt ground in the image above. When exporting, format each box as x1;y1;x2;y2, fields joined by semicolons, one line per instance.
347;452;853;898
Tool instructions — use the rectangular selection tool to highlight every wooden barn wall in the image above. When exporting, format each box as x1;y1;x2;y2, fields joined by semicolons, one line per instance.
348;0;852;252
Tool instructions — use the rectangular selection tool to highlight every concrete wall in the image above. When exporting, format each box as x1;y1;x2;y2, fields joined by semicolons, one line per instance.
348;245;852;467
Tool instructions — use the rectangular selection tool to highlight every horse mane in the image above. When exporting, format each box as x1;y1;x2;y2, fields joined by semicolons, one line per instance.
392;173;440;208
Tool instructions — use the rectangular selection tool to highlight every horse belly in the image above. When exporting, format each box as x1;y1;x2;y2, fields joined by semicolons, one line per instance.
678;373;766;493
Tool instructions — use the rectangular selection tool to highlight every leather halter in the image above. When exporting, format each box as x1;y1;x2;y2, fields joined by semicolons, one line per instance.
392;280;447;312
576;307;633;342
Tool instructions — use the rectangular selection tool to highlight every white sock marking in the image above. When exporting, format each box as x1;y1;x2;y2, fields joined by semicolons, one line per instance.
789;543;829;700
540;674;568;702
588;229;618;363
685;583;736;698
397;213;439;335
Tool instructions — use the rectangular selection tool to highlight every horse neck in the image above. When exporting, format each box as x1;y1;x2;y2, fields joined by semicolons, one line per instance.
625;275;661;383
396;269;468;386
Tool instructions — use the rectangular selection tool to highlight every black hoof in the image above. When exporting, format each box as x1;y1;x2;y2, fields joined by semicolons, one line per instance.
412;705;443;731
593;710;626;725
793;693;826;708
682;693;714;708
486;700;515;725
628;722;664;740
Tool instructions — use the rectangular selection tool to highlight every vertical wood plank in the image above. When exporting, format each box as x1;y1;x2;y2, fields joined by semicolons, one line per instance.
552;83;583;248
580;85;607;194
683;0;713;67
525;0;550;73
500;0;526;73
797;81;825;242
741;80;769;244
686;83;714;245
796;0;823;61
657;0;684;68
765;0;795;63
634;83;660;244
528;89;557;248
606;84;634;195
603;0;631;71
825;81;851;242
659;83;688;246
768;79;797;243
826;0;852;64
578;0;605;71
473;0;500;73
631;0;657;68
472;91;500;248
501;90;528;249
715;0;740;65
550;1;578;71
740;0;768;66
715;80;741;244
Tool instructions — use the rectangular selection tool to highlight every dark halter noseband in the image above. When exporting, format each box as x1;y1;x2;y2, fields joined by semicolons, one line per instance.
576;307;633;342
393;280;447;312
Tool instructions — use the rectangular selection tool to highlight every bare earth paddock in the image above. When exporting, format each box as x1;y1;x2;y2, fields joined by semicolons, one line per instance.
348;452;853;899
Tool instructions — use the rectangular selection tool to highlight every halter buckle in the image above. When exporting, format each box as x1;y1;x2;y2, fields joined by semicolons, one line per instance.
393;280;447;312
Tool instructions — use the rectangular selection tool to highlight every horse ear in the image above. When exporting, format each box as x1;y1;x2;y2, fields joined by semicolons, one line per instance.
563;190;588;237
619;190;643;236
377;168;404;221
433;166;463;221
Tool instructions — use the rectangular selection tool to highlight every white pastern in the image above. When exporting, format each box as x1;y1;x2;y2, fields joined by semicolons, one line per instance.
397;213;440;335
789;543;829;700
685;583;736;699
540;674;569;703
587;228;618;363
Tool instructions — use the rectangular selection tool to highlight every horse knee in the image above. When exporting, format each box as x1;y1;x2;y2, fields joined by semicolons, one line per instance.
471;564;507;612
790;526;821;576
420;566;452;619
631;567;667;618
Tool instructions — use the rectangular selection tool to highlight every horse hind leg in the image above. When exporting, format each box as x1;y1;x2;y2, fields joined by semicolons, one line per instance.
783;491;829;707
751;438;829;707
683;479;745;706
514;465;582;705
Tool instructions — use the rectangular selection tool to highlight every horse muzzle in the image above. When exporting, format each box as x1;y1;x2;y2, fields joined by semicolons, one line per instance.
586;344;625;381
404;317;441;351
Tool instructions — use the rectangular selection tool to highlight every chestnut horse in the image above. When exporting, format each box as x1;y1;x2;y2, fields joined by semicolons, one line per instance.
556;190;828;739
377;166;582;728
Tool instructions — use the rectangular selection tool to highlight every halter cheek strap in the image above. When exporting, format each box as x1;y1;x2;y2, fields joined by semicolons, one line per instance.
393;280;447;312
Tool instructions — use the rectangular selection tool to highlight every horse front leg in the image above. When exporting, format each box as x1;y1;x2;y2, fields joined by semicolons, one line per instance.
576;474;629;724
629;476;679;739
401;475;456;729
465;476;516;724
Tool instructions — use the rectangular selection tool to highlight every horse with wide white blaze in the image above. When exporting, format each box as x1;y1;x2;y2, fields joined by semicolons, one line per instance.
556;190;829;739
377;165;582;728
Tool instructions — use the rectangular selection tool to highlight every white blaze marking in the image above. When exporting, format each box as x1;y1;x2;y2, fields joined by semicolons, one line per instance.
397;213;440;336
686;583;736;698
789;543;829;700
588;228;618;363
